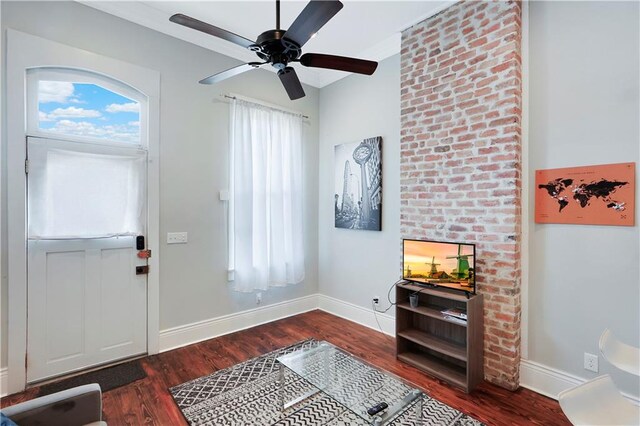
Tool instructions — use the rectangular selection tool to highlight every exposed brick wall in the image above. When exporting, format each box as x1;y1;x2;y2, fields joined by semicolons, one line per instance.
400;0;523;390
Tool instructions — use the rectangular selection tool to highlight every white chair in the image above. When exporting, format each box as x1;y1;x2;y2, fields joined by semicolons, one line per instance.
599;329;640;376
1;383;106;426
558;329;640;426
559;375;639;425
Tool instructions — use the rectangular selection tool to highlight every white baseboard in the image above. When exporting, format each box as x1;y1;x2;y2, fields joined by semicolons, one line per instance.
159;294;319;352
159;292;394;354
1;367;8;397
519;359;583;399
159;293;395;353
520;359;640;405
317;294;395;337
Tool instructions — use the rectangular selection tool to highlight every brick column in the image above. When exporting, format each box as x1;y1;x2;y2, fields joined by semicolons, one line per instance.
400;0;523;390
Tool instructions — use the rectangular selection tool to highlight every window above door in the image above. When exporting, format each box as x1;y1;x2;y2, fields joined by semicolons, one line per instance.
27;68;147;147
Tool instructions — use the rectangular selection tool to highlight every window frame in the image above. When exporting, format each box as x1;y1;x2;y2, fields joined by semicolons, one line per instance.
26;67;148;149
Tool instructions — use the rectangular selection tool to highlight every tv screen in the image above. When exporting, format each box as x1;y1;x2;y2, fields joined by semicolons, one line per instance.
402;239;476;294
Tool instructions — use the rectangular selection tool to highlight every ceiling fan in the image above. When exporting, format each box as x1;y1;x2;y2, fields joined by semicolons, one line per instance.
169;0;378;100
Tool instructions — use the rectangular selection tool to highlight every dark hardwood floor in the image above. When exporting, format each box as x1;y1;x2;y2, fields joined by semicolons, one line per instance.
1;310;570;425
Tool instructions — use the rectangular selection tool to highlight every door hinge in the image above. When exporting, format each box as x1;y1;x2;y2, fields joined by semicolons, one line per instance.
25;159;29;174
136;265;150;275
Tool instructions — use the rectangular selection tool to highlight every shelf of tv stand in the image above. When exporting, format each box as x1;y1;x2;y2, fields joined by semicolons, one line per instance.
397;351;467;389
397;302;468;328
397;329;467;361
397;282;471;302
396;282;483;393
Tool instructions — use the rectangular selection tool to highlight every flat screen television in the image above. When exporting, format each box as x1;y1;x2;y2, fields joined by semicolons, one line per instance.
402;239;476;294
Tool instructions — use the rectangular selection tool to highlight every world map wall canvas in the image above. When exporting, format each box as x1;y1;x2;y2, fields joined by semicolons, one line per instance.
535;162;635;226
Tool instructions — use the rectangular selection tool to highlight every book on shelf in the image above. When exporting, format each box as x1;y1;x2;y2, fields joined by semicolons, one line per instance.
441;307;467;320
443;315;467;325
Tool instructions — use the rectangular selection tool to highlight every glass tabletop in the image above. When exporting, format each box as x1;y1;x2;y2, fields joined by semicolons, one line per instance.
276;341;423;425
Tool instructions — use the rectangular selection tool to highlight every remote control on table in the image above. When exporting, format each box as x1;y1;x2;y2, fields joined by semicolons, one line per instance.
367;402;389;416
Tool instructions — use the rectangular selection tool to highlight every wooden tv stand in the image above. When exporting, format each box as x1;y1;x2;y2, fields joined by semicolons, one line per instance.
395;282;484;393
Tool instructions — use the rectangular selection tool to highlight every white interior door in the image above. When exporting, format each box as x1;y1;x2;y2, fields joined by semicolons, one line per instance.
7;31;160;394
26;136;148;383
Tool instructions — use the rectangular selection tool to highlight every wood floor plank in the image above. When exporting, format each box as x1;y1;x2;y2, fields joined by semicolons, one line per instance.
0;310;570;425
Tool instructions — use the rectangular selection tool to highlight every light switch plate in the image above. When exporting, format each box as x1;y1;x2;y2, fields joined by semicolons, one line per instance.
167;232;188;244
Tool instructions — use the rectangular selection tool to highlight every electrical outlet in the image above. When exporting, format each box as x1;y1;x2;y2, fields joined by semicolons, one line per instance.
256;292;262;305
372;297;380;306
584;352;598;373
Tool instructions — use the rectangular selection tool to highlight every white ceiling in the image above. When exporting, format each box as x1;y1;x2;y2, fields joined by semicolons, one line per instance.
81;1;456;88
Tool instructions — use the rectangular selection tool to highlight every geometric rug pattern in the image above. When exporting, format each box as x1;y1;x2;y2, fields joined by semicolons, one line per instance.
170;340;483;425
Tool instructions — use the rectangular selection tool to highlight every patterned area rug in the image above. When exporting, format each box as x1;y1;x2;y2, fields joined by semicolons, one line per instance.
170;340;482;425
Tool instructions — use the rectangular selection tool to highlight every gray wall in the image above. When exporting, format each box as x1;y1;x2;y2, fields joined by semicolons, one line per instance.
1;1;319;367
318;55;401;314
528;1;639;397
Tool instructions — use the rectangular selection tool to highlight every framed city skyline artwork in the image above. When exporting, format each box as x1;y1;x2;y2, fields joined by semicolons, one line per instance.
334;137;382;231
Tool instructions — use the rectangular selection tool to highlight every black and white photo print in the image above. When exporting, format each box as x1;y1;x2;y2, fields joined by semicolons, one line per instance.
334;136;382;231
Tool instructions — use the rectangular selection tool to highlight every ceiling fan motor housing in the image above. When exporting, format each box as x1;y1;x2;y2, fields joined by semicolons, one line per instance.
254;29;302;70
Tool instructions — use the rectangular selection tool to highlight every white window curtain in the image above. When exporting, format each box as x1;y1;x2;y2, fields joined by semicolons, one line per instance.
229;98;305;292
28;138;146;239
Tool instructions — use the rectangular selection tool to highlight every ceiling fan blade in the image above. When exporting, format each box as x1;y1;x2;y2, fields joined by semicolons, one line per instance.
278;67;305;100
283;0;343;48
170;14;256;49
199;63;263;85
300;53;378;75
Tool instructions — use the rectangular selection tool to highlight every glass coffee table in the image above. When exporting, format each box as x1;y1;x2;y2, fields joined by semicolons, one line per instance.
276;341;423;425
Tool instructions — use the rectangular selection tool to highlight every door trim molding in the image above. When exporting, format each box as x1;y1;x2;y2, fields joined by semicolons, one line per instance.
6;29;161;394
